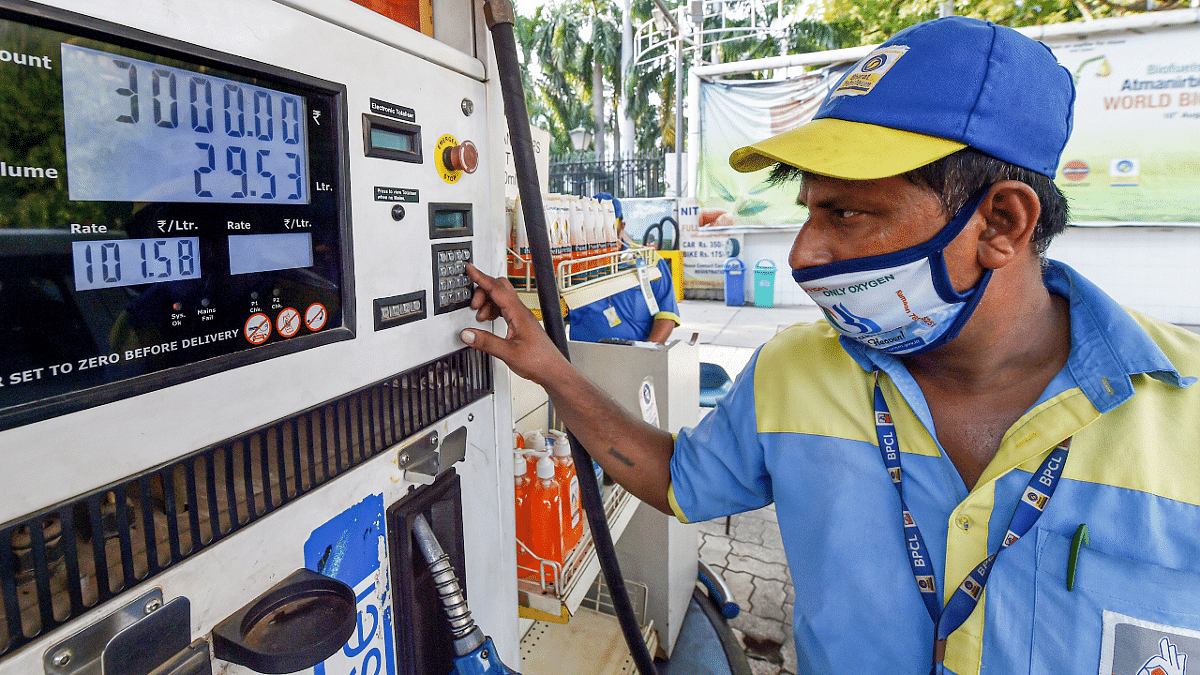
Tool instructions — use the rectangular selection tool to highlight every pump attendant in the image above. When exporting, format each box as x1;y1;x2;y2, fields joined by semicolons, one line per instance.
566;193;681;344
461;17;1200;675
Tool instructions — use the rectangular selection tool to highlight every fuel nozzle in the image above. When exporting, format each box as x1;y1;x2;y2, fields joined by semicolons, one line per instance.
410;514;484;656
410;514;521;674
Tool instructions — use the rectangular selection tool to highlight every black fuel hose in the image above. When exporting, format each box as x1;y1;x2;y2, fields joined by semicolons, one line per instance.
483;3;658;674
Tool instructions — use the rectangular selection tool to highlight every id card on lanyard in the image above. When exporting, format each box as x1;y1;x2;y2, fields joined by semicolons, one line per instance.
636;258;660;316
871;370;1071;672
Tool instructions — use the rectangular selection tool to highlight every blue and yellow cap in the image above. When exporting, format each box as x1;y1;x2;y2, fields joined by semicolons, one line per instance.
729;17;1076;180
594;192;622;220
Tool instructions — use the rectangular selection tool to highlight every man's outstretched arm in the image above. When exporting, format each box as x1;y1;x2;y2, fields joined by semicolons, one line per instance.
460;263;676;514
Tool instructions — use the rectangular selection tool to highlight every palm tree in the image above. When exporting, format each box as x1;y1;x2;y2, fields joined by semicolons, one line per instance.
578;0;623;157
528;0;624;157
622;0;857;154
523;0;860;154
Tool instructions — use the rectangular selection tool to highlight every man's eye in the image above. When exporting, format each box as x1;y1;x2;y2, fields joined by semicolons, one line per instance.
836;210;862;218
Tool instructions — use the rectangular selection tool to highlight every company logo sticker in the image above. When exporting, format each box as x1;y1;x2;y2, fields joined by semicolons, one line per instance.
1023;486;1050;511
1111;158;1140;186
1062;160;1090;182
831;46;910;99
823;303;883;334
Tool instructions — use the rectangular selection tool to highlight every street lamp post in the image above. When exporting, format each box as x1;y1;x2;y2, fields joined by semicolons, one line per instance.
569;125;594;194
569;125;593;153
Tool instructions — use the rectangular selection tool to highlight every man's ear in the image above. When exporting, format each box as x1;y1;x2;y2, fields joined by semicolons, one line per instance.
976;180;1040;270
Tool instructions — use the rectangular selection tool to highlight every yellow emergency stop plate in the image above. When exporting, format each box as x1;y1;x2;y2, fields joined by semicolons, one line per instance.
435;133;462;184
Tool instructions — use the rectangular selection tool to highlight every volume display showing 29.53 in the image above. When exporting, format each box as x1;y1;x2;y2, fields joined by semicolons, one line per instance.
71;237;201;291
61;43;309;204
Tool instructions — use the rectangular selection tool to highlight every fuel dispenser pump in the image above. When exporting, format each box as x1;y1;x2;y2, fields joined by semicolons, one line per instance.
0;0;523;672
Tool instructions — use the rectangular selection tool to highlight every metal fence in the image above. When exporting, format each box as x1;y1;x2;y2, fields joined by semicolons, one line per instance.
548;151;666;198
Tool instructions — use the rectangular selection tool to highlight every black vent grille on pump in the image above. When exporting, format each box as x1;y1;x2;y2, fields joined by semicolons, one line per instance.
0;348;491;660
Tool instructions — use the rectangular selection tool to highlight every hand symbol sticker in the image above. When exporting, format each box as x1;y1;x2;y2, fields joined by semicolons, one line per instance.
1138;637;1188;675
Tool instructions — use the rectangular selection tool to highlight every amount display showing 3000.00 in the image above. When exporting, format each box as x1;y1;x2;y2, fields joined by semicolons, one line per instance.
60;43;310;205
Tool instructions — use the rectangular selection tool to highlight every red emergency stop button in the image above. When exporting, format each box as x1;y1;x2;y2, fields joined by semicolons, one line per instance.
443;140;478;174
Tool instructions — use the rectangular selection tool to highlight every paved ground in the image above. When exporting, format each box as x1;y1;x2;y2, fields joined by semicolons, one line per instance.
676;299;823;350
699;508;797;675
674;299;822;675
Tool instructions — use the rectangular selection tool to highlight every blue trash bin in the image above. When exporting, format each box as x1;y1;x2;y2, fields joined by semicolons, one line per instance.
723;258;745;307
754;259;777;308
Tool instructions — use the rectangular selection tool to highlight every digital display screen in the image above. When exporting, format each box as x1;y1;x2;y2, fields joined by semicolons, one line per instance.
228;232;313;275
61;44;310;204
434;210;466;230
71;237;201;291
370;127;415;152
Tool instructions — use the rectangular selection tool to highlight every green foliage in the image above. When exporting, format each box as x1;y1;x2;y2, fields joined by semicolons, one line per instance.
819;0;1162;45
518;0;1168;153
517;0;624;155
707;174;775;216
0;25;107;231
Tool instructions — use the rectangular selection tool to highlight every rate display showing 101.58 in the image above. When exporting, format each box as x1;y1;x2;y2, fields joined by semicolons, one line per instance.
60;43;310;205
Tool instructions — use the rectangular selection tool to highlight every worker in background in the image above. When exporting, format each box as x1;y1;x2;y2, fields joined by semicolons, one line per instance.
566;193;680;343
461;16;1200;674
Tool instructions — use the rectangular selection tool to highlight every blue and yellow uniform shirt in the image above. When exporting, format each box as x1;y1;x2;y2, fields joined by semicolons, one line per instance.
669;261;1200;675
567;257;680;343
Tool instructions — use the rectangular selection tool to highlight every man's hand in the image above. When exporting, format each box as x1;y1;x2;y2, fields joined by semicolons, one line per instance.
460;263;569;385
459;263;677;514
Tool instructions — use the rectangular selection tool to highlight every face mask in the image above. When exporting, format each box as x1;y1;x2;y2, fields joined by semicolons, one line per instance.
791;189;991;356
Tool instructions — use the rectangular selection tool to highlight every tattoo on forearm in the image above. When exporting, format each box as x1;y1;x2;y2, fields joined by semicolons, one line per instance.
608;448;635;467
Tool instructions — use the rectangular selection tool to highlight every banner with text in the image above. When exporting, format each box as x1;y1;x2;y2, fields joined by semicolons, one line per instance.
1045;23;1200;223
696;22;1200;225
697;64;851;229
679;197;743;290
503;125;551;200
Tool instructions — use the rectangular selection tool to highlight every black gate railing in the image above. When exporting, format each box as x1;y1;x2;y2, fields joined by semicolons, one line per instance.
548;151;666;198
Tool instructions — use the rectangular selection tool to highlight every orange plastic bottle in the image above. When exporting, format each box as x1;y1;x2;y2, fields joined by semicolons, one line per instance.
505;197;517;281
523;430;545;477
521;452;564;581
586;198;604;280
514;450;537;576
568;197;588;286
601;199;620;275
509;195;533;289
546;195;568;287
583;198;601;280
549;432;584;553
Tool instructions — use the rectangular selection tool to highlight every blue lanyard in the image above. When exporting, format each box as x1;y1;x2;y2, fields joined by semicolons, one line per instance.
871;371;1070;667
